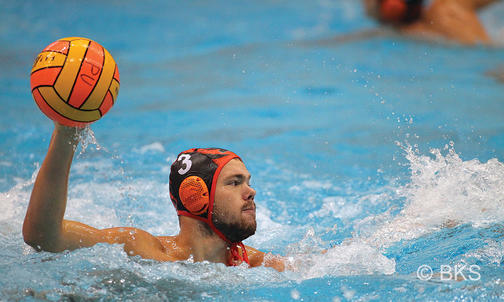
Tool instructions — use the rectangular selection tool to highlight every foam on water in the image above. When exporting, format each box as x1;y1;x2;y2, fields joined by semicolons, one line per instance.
284;232;396;279
359;142;504;249
0;167;38;237
309;196;363;220
280;141;504;279
465;239;504;265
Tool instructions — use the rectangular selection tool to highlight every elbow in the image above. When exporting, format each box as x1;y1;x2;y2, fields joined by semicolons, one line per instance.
22;210;42;250
123;240;137;257
22;220;59;252
22;221;43;251
22;217;34;245
22;230;42;252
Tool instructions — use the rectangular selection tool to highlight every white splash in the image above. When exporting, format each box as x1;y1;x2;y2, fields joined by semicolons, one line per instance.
362;142;504;248
284;228;396;279
465;239;504;265
77;126;103;154
309;196;362;219
305;241;396;278
0;166;39;236
289;142;504;279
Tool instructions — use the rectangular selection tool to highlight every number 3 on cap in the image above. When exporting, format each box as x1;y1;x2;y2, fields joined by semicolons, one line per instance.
177;154;192;175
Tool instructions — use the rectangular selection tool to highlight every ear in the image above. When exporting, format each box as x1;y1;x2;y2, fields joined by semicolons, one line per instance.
179;176;209;215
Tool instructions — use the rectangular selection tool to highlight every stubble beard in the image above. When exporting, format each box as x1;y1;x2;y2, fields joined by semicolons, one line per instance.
212;204;257;243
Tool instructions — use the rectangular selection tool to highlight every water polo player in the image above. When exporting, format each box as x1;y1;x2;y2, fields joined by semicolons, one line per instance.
363;0;499;45
23;123;285;271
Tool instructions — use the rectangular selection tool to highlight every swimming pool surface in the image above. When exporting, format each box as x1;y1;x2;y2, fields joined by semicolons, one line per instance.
1;0;504;300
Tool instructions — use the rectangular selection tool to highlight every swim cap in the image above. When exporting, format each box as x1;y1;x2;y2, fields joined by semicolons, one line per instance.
169;147;249;265
379;0;423;24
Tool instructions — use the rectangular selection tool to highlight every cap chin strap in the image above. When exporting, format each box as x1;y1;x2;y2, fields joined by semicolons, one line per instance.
207;220;250;266
177;211;250;266
229;242;249;266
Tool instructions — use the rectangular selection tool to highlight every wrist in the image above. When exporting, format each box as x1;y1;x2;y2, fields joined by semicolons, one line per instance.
52;123;84;149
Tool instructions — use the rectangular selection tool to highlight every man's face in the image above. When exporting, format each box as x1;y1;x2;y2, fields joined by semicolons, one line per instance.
212;159;256;242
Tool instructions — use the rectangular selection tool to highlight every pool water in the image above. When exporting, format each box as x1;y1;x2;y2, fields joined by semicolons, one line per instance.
1;0;504;300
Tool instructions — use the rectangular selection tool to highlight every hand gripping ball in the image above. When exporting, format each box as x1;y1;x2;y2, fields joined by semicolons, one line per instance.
30;37;120;127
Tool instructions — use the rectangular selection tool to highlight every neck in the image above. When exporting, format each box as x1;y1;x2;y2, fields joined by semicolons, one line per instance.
177;216;229;264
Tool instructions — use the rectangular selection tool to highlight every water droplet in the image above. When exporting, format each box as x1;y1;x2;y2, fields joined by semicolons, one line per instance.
291;289;300;300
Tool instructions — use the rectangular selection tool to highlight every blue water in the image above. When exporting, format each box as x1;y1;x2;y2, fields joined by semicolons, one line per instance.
1;0;504;301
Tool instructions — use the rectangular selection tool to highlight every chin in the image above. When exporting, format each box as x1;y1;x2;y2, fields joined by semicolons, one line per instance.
238;218;257;240
243;216;257;231
213;214;257;242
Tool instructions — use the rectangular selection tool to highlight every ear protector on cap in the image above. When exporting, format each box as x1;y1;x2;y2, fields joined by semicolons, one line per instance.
179;176;209;216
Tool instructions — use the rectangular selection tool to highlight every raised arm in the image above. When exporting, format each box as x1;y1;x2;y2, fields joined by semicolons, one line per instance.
22;123;177;261
23;123;82;251
22;123;135;253
22;123;110;252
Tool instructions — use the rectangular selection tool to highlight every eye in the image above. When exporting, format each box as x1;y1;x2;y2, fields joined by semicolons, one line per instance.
227;179;240;186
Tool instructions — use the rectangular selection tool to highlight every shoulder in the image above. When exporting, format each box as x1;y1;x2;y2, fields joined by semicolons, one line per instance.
100;227;156;245
244;245;264;267
156;235;180;252
117;229;180;261
157;235;192;261
245;245;285;272
116;231;191;262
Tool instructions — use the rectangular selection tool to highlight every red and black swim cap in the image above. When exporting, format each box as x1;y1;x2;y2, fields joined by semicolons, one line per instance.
169;148;249;265
378;0;423;24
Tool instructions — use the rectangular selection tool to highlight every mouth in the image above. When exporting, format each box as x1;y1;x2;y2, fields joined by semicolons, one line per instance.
242;204;256;215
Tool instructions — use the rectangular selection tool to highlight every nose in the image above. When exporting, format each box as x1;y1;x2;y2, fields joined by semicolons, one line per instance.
244;184;256;201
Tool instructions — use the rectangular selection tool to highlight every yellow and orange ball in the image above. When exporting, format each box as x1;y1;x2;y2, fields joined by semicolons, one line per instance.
30;37;120;127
